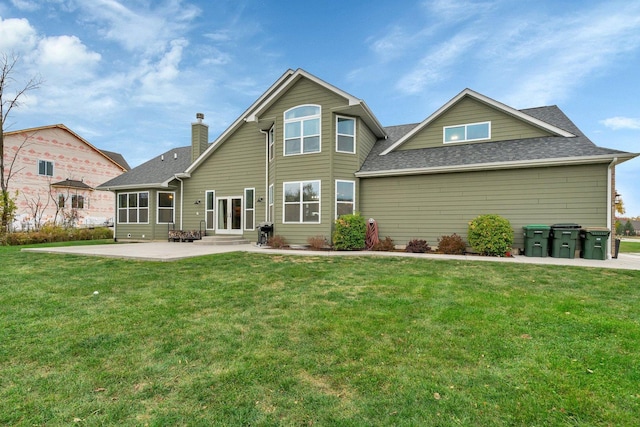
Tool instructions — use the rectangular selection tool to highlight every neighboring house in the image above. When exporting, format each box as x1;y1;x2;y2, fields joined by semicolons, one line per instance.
98;69;638;256
3;124;130;229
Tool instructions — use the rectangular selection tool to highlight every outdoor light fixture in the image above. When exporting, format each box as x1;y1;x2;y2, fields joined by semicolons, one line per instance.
194;199;201;205
615;193;621;204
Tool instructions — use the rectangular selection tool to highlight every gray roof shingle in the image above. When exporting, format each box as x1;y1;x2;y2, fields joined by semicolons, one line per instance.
98;146;192;189
358;106;634;175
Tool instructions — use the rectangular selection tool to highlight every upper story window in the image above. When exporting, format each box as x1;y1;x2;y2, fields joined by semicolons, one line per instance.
444;121;491;143
336;116;356;154
268;126;275;162
38;160;54;177
284;105;321;156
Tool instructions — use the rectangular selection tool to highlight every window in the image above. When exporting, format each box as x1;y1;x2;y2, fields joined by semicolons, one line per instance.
336;116;356;153
284;105;321;155
117;192;149;224
336;180;355;218
268;184;274;223
283;180;320;223
444;121;490;143
205;190;215;229
38;160;54;176
157;192;175;224
244;188;255;230
58;194;65;208
268;126;275;162
71;195;84;209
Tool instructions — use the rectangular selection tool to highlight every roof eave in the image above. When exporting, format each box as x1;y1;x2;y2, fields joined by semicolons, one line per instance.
355;153;637;178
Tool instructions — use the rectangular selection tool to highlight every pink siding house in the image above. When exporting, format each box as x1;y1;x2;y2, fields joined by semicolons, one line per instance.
3;124;129;229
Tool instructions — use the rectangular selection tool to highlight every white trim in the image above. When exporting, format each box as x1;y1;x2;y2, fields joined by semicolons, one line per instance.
244;187;255;230
443;121;491;144
283;105;321;156
268;125;275;162
354;154;633;178
117;191;150;224
156;191;176;225
216;196;243;235
335;180;355;219
268;184;274;223
380;88;576;155
336;115;356;154
282;180;321;224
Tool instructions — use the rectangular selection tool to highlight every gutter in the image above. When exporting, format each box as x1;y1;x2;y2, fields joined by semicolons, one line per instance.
607;157;618;259
355;154;634;178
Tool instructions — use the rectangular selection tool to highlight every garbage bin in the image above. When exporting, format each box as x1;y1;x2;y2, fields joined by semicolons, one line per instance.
523;224;551;257
580;227;610;260
550;223;581;259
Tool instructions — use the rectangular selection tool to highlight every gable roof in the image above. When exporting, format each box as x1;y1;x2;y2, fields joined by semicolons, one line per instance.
186;68;386;173
97;146;192;190
380;88;576;155
3;124;129;171
51;178;93;190
357;105;637;177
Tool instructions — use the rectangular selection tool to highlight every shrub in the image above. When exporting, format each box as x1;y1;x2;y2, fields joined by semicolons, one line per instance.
332;213;366;251
1;226;113;246
372;236;395;251
437;233;467;255
405;239;430;253
467;214;514;256
267;235;288;249
307;235;328;250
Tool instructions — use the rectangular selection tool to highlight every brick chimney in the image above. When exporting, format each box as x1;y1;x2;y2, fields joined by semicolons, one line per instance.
191;113;209;163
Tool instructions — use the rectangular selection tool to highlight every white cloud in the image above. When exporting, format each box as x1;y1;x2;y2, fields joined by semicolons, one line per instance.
601;117;640;131
0;16;38;52
396;33;478;94
36;35;101;71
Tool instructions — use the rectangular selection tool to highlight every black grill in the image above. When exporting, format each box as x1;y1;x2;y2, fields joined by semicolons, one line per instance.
257;222;273;246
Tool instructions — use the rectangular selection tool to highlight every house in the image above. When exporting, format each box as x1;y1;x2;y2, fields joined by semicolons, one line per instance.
3;124;130;229
98;69;638;257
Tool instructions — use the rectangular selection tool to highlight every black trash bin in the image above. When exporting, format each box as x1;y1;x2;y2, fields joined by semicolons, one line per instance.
550;223;581;259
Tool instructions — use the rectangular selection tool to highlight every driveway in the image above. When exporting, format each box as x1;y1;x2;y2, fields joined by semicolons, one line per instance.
22;241;640;270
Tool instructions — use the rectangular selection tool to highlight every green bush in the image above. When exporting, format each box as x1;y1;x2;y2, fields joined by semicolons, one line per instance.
437;233;467;255
333;213;366;251
467;214;514;256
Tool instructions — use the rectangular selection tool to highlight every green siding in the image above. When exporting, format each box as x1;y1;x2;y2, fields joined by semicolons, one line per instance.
114;188;181;240
182;122;266;238
359;164;609;250
400;97;553;150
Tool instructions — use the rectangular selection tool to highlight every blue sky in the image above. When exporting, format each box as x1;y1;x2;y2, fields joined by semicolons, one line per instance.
1;0;639;215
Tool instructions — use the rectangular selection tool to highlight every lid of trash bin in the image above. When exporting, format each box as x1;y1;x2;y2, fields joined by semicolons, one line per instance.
583;227;610;235
551;223;581;229
523;224;550;228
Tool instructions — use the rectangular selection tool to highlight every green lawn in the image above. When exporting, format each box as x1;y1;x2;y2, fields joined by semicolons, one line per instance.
1;244;639;426
620;240;640;253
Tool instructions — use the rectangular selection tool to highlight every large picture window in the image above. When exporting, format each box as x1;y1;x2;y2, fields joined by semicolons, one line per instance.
284;105;321;155
335;180;355;218
283;180;320;223
117;192;149;224
38;160;54;177
336;116;356;153
444;121;490;143
157;192;175;224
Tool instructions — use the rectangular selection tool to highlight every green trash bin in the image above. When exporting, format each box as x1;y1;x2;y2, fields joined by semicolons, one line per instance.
550;223;581;259
523;225;551;257
580;227;610;260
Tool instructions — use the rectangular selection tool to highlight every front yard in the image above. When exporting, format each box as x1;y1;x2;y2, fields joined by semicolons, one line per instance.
1;243;639;425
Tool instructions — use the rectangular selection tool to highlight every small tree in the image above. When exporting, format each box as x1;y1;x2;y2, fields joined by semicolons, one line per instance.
624;220;636;236
1;52;43;232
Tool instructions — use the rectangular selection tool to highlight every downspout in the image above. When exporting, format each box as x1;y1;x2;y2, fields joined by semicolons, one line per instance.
259;129;269;222
607;157;618;259
175;176;184;230
111;188;117;241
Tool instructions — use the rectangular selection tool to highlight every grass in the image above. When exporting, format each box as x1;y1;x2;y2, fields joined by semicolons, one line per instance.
1;244;639;425
620;240;640;253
